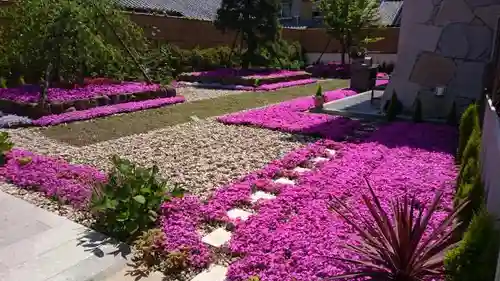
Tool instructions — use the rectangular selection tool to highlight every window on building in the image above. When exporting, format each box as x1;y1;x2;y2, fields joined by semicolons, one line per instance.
280;0;293;18
312;1;322;18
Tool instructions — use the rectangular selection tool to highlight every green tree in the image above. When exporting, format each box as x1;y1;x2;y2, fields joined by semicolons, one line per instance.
319;0;380;65
215;0;281;69
0;0;146;87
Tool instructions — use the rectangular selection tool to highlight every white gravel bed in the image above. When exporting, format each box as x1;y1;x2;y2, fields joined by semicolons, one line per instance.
5;119;315;198
176;87;245;102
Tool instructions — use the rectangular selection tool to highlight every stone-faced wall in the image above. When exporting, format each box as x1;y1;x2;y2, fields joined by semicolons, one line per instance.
383;0;500;118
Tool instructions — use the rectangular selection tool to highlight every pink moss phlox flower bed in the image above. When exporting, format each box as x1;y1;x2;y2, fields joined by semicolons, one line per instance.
225;122;457;280
217;80;388;139
0;82;161;103
177;78;317;91
160;196;211;268
158;122;457;280
32;96;185;126
0;149;107;208
186;69;304;79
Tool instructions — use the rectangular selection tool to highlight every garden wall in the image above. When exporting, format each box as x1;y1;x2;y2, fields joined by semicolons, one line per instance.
128;13;400;54
481;97;500;220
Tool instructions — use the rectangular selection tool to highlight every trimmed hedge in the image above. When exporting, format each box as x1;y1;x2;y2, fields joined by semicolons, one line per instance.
445;208;499;281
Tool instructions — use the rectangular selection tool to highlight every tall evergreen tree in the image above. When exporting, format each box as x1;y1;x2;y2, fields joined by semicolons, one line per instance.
215;0;280;69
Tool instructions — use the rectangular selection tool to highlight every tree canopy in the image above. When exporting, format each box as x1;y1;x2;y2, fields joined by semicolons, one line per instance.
0;0;146;84
319;0;380;65
215;0;281;69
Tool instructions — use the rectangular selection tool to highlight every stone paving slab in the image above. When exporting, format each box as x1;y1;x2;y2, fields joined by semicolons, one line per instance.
191;265;228;281
0;190;130;281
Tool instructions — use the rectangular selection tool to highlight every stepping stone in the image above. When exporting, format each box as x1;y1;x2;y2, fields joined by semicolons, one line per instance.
274;178;295;185
191;265;228;281
227;208;252;221
293;167;311;173
311;157;329;164
202;228;231;248
251;191;276;203
325;149;337;157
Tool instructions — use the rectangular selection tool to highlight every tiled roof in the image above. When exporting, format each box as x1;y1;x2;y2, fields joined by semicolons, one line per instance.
116;0;223;20
379;0;403;26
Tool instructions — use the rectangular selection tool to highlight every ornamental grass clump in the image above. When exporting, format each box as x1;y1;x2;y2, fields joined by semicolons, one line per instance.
445;208;499;281
329;179;467;281
91;155;184;242
457;103;479;163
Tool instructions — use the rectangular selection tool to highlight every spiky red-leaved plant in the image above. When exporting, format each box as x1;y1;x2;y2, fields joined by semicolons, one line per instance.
329;179;468;281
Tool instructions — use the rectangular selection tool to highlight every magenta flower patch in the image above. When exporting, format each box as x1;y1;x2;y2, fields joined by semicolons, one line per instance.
0;149;107;208
224;122;457;281
0;82;162;103
32;96;185;126
177;78;317;91
160;196;211;268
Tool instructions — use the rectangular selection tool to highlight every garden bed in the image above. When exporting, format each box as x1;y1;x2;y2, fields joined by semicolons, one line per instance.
0;121;458;280
0;82;176;118
217;79;389;138
177;69;313;89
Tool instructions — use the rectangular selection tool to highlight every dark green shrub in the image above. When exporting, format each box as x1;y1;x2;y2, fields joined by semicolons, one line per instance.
91;156;184;241
0;132;14;165
412;98;423;123
457;104;479;163
461;125;481;165
455;158;484;232
0;77;6;89
447;101;458;126
445;208;499;281
386;91;403;121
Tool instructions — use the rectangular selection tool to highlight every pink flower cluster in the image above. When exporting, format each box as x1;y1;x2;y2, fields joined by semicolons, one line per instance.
159;122;457;280
0;82;162;103
217;88;356;139
32;96;185;126
176;78;317;91
160;196;211;268
0;149;107;208
218;80;389;139
218;122;457;280
184;69;307;80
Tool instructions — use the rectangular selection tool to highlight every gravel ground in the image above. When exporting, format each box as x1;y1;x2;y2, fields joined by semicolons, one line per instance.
6;119;315;198
176;87;245;102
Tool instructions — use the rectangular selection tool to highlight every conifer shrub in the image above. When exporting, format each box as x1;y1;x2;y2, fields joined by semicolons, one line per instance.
445;208;499;281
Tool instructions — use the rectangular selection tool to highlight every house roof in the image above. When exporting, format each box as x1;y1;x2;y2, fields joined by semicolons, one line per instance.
379;0;403;27
116;0;222;20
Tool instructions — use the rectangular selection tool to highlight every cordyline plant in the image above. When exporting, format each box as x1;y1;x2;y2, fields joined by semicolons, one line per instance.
329;179;468;281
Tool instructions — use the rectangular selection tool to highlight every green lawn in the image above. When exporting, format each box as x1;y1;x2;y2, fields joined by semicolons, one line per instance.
41;79;349;146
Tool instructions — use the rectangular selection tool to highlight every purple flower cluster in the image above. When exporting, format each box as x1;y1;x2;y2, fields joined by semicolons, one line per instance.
217;88;359;139
160;196;211;268
184;69;307;80
176;78;317;91
0;149;107;208
223;122;457;280
0;82;161;103
32;96;185;126
218;80;389;139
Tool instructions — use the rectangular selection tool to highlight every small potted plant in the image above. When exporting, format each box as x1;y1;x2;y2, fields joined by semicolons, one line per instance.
314;84;325;109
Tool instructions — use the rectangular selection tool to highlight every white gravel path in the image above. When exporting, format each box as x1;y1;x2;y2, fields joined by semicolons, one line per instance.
176;87;245;102
6;119;315;197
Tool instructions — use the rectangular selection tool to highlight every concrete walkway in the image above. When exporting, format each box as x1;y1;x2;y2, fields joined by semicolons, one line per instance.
0;190;130;281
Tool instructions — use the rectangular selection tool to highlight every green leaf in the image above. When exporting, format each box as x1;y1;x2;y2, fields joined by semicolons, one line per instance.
171;186;185;198
133;195;146;204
